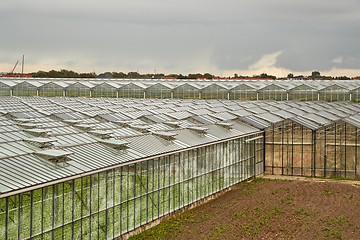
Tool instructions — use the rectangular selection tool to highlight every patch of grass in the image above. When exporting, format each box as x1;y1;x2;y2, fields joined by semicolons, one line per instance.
323;215;352;226
205;223;230;239
243;183;258;195
250;177;273;183
322;227;342;239
320;215;353;240
130;211;196;240
272;187;290;195
233;208;248;219
294;207;312;217
239;206;284;239
323;187;336;196
280;196;294;205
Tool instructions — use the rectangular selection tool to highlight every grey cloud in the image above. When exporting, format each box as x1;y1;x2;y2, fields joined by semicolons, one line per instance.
1;0;360;75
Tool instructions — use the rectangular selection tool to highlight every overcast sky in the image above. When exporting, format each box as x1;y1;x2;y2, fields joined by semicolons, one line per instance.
1;0;360;77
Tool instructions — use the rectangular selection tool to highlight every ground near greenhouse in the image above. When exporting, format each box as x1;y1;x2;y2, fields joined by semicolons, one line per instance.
130;176;360;240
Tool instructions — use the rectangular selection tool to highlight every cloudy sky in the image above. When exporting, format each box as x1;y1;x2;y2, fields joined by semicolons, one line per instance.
1;0;360;77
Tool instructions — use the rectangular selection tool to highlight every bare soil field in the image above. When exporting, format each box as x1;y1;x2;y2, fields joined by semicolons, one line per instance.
130;176;360;240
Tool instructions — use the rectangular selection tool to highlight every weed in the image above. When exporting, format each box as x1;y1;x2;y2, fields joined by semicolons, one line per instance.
206;223;229;239
294;207;311;217
322;215;352;226
243;184;257;195
322;227;342;239
323;188;334;196
239;206;284;239
280;196;294;205
233;209;248;219
250;177;272;183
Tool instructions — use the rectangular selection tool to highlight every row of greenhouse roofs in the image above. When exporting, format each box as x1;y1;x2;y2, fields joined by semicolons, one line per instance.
2;78;360;101
1;96;360;196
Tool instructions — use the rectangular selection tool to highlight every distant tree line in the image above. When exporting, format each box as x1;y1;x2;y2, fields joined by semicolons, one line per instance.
30;69;358;80
32;69;96;78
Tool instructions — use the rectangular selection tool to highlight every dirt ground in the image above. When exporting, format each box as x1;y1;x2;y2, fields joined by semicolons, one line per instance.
131;176;360;240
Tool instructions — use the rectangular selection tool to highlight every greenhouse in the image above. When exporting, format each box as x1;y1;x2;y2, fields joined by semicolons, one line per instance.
1;78;360;239
200;83;229;99
66;82;94;97
0;96;265;239
0;81;13;96
1;78;360;101
118;83;147;98
229;83;257;100
287;83;318;101
91;82;121;98
172;83;201;99
38;82;68;97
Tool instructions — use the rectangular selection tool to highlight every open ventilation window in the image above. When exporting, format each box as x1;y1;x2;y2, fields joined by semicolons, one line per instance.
18;122;42;129
88;130;113;139
35;149;73;163
100;139;129;150
187;126;209;134
216;122;234;129
74;124;94;131
14;118;35;123
24;137;57;148
152;131;178;140
163;121;181;128
24;128;51;137
114;120;131;127
62;119;83;125
129;124;150;133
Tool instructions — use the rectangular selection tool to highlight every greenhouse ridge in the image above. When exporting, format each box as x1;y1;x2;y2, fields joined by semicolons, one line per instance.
1;78;360;239
1;78;360;101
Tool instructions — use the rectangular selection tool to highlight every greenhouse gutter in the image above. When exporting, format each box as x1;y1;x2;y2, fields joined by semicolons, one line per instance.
0;130;264;199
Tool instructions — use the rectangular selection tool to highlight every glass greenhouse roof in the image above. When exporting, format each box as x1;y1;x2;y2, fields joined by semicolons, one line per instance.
1;96;360;196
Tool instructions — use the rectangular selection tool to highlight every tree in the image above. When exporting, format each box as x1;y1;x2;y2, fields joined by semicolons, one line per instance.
311;71;321;78
127;72;141;78
287;73;294;78
203;73;214;79
254;73;276;80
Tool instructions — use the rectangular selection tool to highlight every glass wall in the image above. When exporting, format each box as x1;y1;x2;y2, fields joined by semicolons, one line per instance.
265;120;360;178
145;84;172;99
258;84;287;101
173;84;200;99
318;85;350;102
12;82;38;96
350;87;360;102
66;83;91;97
38;83;65;97
288;85;318;101
229;84;257;100
0;83;11;96
0;134;264;239
91;84;118;98
201;84;228;100
118;84;145;98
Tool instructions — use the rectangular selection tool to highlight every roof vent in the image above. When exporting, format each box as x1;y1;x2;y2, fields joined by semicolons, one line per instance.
35;149;73;163
24;137;57;148
15;118;35;123
187;126;209;133
24;128;51;137
18;122;41;129
114;120;131;127
100;139;129;150
88;129;113;139
216;122;233;129
74;124;94;131
152;131;177;140
63;119;82;125
129;124;150;133
164;121;181;128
